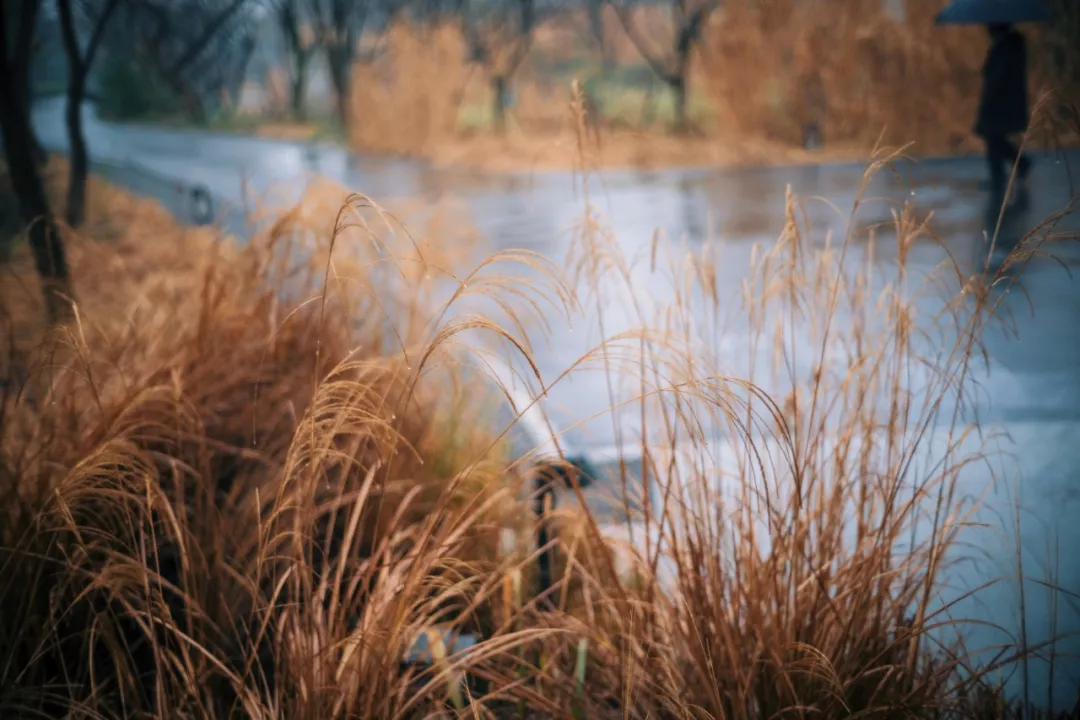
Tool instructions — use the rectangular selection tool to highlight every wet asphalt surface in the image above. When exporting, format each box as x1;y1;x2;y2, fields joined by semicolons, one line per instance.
31;97;1080;708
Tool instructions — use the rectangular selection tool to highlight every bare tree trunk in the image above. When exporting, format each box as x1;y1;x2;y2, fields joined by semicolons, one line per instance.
58;0;88;227
291;53;310;122
616;1;712;135
328;45;352;130
291;70;308;122
58;0;121;227
278;0;310;122
10;2;48;166
492;75;508;133
1;0;74;323
588;0;613;76
0;88;75;324
64;80;89;227
670;74;687;134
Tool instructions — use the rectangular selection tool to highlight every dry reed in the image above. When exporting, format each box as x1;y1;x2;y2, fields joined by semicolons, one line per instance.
1;118;1078;719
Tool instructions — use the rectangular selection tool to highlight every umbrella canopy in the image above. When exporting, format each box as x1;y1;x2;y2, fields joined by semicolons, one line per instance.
935;0;1053;24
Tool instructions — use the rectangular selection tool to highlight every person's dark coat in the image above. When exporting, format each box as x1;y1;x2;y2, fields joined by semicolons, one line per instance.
975;28;1029;137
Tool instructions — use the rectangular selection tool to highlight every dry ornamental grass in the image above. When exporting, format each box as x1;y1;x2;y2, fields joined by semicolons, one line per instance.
1;119;1079;718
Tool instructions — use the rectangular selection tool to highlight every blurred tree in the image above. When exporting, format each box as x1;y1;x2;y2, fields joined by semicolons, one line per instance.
96;46;183;119
410;0;462;26
56;0;124;228
3;0;50;165
1;0;76;322
613;0;716;133
305;0;403;132
460;0;560;133
225;30;257;110
109;0;264;123
277;0;316;121
587;0;612;76
25;8;53;164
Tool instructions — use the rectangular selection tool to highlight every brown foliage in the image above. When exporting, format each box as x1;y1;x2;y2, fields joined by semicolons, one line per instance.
700;0;990;151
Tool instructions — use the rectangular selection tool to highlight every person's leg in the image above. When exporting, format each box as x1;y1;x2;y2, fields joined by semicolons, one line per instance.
996;136;1032;180
1016;142;1032;180
984;135;1008;195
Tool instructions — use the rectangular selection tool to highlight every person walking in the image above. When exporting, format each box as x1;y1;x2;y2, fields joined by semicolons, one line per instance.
975;23;1032;198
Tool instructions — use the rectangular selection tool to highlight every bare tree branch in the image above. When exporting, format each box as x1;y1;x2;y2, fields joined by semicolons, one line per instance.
612;2;672;80
612;0;716;131
56;0;80;69
166;0;251;77
304;0;404;127
615;0;715;79
83;0;124;69
111;0;263;121
279;0;316;118
58;0;127;226
460;0;548;78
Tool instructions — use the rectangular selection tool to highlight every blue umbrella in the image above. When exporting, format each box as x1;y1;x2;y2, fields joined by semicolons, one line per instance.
935;0;1053;24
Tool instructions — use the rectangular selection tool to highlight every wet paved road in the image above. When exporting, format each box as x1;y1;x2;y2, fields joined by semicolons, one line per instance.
32;98;1080;709
32;100;1080;438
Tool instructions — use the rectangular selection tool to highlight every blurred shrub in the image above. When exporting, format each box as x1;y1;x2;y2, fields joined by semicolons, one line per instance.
701;0;986;151
349;21;470;154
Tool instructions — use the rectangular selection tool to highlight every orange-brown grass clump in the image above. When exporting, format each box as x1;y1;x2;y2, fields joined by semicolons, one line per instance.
0;165;569;717
701;0;984;151
2;158;217;366
348;22;472;156
2;137;1079;718
485;128;1080;717
702;0;1079;154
